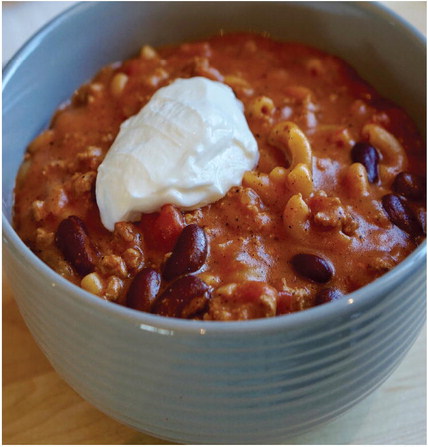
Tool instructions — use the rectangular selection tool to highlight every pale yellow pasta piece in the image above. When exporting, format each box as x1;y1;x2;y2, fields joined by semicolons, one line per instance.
269;166;288;184
242;170;270;191
283;193;310;239
268;122;313;198
223;74;249;87
362;124;407;182
287;163;313;198
242;170;274;205
343;162;370;198
248;95;275;120
140;44;158;60
223;75;254;96
110;73;128;97
268;121;312;171
81;272;104;296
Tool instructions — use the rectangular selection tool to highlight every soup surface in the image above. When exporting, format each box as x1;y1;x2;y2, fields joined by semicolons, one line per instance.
13;33;426;320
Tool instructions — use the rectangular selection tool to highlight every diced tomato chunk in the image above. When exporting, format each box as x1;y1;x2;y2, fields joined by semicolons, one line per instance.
139;204;185;252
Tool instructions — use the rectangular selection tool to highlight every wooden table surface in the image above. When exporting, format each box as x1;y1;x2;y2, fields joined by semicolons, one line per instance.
3;1;426;445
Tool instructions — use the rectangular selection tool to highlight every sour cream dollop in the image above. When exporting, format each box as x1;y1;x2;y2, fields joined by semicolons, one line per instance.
96;77;259;231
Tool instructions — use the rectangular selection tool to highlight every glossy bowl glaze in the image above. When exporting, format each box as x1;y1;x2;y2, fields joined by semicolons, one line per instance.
3;2;426;443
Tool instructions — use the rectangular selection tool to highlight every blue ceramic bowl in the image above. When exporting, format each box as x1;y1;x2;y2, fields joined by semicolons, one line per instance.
3;2;426;443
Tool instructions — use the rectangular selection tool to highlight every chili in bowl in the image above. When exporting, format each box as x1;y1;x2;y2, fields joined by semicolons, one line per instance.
3;1;426;443
13;32;426;320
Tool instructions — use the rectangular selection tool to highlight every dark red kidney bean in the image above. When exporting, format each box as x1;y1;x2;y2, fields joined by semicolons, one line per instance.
163;224;208;281
392;172;426;200
55;215;98;276
291;253;334;283
126;268;161;312
152;275;210;318
351;142;380;183
315;288;343;306
382;194;423;237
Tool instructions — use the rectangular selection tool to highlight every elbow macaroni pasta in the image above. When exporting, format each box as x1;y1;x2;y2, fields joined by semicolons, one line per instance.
247;95;275;121
268;121;312;168
286;163;313;198
268;121;314;197
343;162;370;198
283;193;310;239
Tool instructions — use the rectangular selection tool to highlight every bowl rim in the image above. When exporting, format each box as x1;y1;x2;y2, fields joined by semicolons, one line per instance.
3;0;427;336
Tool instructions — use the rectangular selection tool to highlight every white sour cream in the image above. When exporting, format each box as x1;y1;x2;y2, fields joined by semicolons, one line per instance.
96;77;259;231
